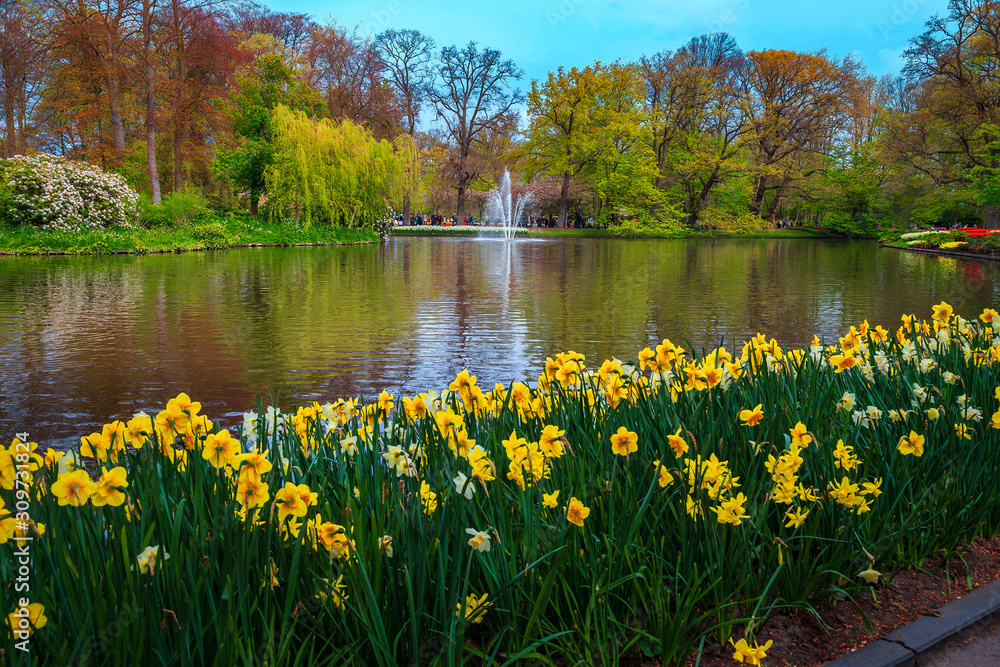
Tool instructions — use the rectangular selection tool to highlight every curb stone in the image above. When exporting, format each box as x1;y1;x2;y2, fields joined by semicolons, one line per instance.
824;579;1000;666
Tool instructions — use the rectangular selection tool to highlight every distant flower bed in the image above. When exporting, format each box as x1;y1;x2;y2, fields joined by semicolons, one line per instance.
899;230;936;240
1;154;139;230
4;303;1000;665
888;229;1000;255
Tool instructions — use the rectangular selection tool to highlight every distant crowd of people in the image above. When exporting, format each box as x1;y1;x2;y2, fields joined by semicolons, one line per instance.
396;213;817;230
397;213;605;228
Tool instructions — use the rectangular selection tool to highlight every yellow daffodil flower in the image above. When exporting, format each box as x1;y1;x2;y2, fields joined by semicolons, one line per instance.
610;426;638;458
739;404;764;427
897;431;925;457
91;466;128;507
566;496;590;527
51;469;95;507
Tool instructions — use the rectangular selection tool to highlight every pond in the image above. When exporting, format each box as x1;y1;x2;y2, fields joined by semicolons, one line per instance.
2;237;998;448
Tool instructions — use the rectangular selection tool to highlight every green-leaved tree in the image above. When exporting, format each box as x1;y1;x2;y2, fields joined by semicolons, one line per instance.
266;105;411;229
215;35;323;216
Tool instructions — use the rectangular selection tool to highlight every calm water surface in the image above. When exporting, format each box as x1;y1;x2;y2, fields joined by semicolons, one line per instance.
2;237;998;448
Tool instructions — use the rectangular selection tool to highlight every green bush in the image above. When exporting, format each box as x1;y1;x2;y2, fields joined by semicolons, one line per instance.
822;213;883;238
608;211;685;237
727;212;771;234
696;209;772;234
191;221;231;248
140;189;213;228
0;178;12;226
138;197;173;229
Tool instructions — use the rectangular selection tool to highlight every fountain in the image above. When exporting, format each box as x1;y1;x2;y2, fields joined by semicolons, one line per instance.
486;169;532;240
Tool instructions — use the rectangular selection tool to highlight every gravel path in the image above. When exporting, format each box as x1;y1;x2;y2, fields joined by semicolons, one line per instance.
924;618;1000;666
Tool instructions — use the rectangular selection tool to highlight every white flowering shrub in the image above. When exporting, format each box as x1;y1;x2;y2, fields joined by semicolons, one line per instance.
1;154;140;230
371;206;396;241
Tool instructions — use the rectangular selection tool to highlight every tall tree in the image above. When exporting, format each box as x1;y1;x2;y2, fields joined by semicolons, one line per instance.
215;35;323;215
375;28;434;223
161;1;234;192
0;0;48;156
45;0;134;155
375;29;434;137
899;0;1000;226
739;49;858;220
225;1;315;57
522;64;605;227
641;33;751;224
588;61;664;221
642;34;740;189
425;41;523;220
140;0;162;203
266;105;407;227
305;21;401;139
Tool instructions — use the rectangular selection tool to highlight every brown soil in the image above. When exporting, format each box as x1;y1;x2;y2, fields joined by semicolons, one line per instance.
689;535;1000;666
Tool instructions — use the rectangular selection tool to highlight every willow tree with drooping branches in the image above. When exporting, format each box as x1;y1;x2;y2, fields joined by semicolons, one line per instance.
266;104;407;229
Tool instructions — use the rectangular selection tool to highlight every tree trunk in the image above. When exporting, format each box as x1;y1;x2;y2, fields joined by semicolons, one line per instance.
402;193;411;225
15;82;27;155
690;172;720;226
984;205;998;229
143;0;161;204
173;118;186;193
558;171;570;228
173;55;188;193
456;150;469;221
170;0;187;194
769;190;782;224
3;86;15;157
751;177;767;215
106;71;125;153
146;77;161;204
250;195;259;216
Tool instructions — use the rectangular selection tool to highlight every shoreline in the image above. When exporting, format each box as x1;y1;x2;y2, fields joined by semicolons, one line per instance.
0;218;380;256
391;224;841;239
880;239;1000;262
0;240;379;256
0;223;848;256
16;225;1000;258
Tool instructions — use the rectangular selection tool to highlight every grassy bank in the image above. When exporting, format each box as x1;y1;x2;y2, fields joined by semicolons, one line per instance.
0;217;378;255
5;304;1000;665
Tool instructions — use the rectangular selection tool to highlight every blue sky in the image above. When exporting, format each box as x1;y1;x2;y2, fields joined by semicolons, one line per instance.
269;0;949;84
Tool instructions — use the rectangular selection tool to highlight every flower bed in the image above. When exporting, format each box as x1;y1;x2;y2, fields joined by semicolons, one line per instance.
884;229;1000;256
954;227;1000;238
3;304;1000;665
